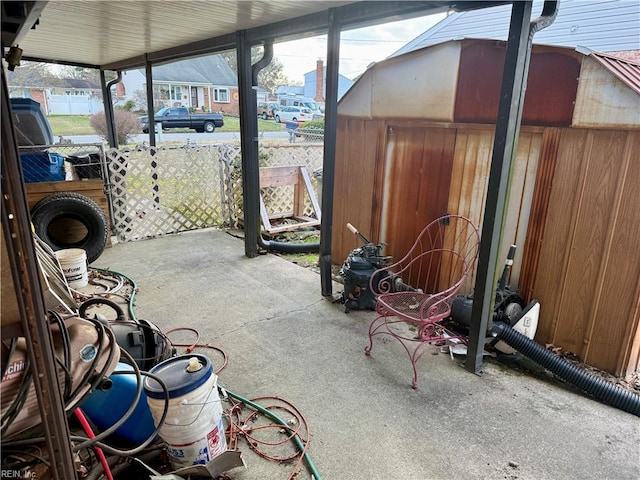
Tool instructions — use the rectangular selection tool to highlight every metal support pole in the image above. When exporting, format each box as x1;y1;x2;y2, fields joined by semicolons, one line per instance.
145;56;156;148
237;30;260;257
465;0;558;374
144;56;161;205
319;8;341;296
1;66;77;480
99;70;118;148
465;1;533;374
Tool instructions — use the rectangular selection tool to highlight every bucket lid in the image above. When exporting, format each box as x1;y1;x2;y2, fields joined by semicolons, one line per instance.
144;354;213;399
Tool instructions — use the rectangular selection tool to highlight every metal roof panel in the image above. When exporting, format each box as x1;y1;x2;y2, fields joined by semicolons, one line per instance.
590;51;640;94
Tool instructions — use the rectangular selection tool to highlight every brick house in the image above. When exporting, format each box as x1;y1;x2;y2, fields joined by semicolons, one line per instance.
118;54;239;115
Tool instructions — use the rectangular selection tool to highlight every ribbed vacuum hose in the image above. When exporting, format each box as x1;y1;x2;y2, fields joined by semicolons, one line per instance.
491;322;640;417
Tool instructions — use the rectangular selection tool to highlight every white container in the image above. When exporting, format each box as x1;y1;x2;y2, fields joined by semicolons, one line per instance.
144;355;226;469
54;248;88;288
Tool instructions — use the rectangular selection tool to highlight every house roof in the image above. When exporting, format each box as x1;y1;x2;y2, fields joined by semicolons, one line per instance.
7;67;100;89
149;55;237;87
392;0;640;57
304;66;355;85
65;78;100;89
276;85;305;96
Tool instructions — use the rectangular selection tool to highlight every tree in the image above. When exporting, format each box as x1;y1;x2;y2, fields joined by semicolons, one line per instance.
57;65;101;85
6;61;64;88
219;48;290;94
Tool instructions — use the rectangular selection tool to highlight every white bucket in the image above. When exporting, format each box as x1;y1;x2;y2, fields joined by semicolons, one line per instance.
54;248;88;288
145;355;227;469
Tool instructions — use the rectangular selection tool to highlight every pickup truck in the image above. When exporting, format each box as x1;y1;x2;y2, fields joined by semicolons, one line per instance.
141;107;224;133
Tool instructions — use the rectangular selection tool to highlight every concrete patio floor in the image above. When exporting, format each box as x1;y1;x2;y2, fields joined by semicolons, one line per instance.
93;229;639;480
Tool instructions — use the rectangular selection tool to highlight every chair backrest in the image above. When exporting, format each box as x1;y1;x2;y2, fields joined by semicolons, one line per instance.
373;215;480;297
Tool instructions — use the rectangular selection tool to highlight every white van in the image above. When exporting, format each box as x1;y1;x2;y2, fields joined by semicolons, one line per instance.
278;96;322;114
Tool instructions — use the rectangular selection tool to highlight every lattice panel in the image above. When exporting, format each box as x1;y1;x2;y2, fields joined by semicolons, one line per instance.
107;145;225;242
218;144;243;228
259;144;323;218
105;143;324;241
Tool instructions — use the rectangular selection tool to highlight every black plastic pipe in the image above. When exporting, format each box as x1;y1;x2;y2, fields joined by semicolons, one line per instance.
492;322;640;417
251;41;273;86
257;234;319;253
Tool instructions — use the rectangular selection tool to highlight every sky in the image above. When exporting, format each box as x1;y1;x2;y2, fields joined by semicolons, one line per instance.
273;12;447;82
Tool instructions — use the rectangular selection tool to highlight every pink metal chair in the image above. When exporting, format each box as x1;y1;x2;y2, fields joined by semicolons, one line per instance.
365;215;480;388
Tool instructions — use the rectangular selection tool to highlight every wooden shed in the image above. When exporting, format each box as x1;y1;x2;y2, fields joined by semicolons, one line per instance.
332;39;640;376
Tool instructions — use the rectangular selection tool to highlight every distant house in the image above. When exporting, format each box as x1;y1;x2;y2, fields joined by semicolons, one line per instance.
118;55;239;114
304;60;354;105
255;87;269;104
392;0;640;58
276;60;354;108
8;69;103;115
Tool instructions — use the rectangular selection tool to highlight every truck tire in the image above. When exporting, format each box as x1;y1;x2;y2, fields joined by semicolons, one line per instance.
275;115;281;123
204;122;215;133
262;112;268;120
31;192;108;264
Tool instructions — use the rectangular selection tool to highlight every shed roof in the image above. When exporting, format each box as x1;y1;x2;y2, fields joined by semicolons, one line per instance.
393;0;640;57
340;39;640;129
588;51;640;94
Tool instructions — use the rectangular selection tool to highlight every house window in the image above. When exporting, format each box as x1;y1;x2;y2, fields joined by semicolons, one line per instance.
214;88;229;103
170;85;182;101
154;85;170;101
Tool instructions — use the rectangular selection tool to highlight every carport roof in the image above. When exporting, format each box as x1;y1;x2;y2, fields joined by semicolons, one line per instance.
2;1;509;71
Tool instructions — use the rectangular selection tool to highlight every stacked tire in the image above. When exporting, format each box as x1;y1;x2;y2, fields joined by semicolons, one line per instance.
30;192;108;264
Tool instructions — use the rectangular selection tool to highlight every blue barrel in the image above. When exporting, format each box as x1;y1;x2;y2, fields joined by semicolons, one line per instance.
81;362;156;445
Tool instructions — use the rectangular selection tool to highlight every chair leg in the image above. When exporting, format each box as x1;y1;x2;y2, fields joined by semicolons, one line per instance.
364;314;386;356
365;315;436;388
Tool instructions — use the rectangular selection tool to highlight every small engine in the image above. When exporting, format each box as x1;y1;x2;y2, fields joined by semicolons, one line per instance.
449;244;539;353
339;224;390;313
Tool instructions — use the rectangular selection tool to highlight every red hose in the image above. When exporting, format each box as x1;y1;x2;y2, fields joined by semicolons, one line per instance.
74;408;114;480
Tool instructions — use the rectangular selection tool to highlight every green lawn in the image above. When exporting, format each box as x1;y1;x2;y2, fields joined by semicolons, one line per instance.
48;115;94;135
47;114;285;136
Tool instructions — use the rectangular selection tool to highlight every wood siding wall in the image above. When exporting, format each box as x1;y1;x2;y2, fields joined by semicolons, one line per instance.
448;128;542;292
332;119;542;295
333;118;640;374
332;117;387;260
530;129;640;375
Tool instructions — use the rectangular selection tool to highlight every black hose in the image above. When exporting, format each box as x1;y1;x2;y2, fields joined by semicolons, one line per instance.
257;234;320;254
491;322;640;417
79;297;126;322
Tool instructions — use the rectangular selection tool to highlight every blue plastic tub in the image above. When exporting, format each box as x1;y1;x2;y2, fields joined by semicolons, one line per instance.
20;151;65;183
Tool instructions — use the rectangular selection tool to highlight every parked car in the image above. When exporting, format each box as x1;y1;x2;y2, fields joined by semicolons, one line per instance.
257;102;279;120
140;107;224;133
274;106;323;124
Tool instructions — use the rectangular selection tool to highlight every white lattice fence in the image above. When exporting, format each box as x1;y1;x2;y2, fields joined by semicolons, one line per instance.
259;144;323;220
107;145;225;242
105;143;324;241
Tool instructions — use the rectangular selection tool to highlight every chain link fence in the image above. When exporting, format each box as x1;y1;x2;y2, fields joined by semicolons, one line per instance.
18;144;106;183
